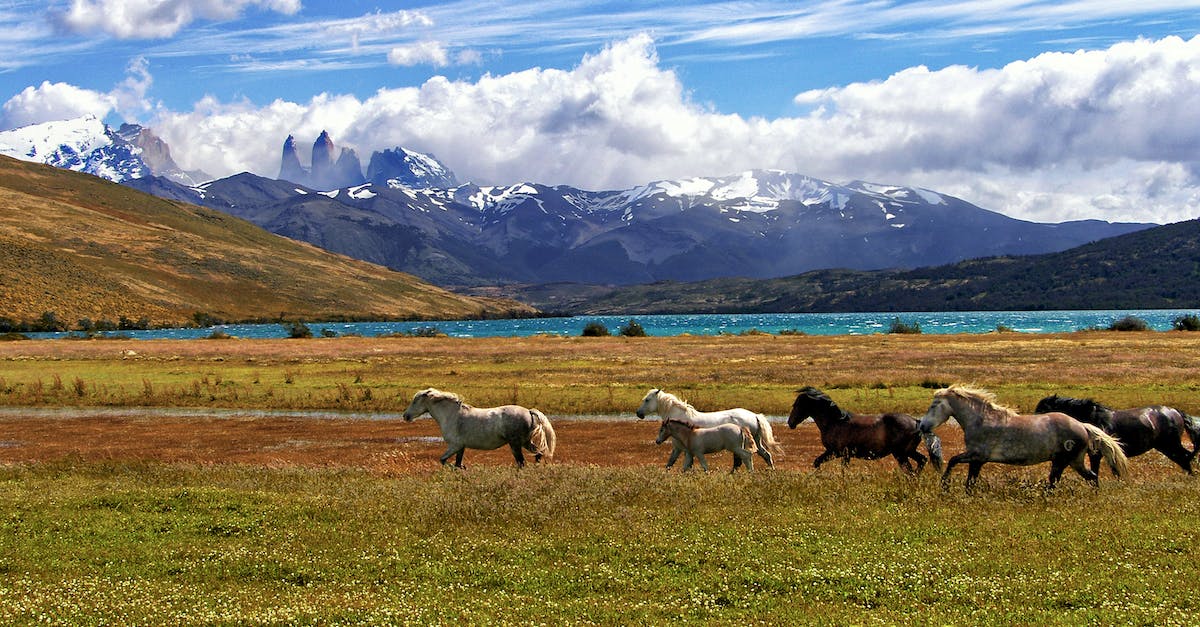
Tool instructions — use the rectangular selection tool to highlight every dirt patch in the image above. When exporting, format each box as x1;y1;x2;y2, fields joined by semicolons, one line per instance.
0;412;1186;481
0;413;956;474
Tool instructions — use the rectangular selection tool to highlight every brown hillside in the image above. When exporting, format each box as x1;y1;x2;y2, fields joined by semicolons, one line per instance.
0;156;535;326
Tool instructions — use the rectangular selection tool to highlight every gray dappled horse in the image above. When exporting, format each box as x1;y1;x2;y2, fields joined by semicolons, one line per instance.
920;385;1128;491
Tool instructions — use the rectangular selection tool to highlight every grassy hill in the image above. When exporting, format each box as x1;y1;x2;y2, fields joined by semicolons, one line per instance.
0;156;535;328
516;218;1200;314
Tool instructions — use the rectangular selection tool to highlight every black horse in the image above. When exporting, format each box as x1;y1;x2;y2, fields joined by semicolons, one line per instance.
1035;394;1200;475
789;386;943;473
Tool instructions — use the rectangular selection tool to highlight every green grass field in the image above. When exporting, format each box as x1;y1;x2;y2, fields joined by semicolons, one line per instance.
2;462;1197;625
1;333;1199;624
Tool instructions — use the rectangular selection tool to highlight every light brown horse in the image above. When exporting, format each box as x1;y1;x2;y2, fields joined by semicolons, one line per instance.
919;385;1128;491
655;418;755;473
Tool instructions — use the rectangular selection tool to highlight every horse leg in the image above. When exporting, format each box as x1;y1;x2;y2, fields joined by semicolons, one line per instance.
509;442;526;468
893;452;914;475
813;449;834;469
681;452;694;472
940;453;970;490
743;451;754;473
696;454;710;472
964;461;985;493
440;445;466;468
1067;455;1099;487
666;443;684;469
911;450;928;474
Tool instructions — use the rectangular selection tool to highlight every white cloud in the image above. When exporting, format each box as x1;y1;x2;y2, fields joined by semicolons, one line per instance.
0;81;114;128
387;42;450;67
0;58;161;128
52;0;301;39
148;34;1200;224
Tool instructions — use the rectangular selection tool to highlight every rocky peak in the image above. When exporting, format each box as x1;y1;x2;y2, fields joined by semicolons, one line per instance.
278;135;307;183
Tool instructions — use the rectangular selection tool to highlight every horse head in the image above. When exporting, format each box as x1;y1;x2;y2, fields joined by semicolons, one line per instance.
404;388;462;421
402;389;433;421
918;389;955;434
636;388;661;419
788;386;845;428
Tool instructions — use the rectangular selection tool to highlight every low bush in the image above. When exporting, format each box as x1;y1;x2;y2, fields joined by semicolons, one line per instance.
618;320;647;337
1172;314;1200;331
887;318;922;334
581;322;611;337
1108;316;1149;332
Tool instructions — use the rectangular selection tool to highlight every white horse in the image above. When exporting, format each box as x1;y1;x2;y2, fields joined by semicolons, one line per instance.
402;388;556;468
656;418;755;473
636;388;780;467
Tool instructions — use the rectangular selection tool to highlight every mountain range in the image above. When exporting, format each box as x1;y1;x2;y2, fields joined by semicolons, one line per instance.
2;117;1156;290
511;216;1200;314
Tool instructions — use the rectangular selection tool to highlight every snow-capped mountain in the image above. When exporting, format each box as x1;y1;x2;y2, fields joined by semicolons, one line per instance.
367;147;458;189
127;164;1151;287
0;115;205;185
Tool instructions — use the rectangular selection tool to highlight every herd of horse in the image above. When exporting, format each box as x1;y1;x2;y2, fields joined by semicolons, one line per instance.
401;385;1200;490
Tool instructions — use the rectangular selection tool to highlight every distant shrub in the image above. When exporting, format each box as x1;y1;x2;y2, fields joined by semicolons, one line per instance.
778;328;807;336
1172;314;1200;331
204;330;233;340
919;378;950;389
581;322;611;337
1108;316;1149;332
739;328;771;336
994;324;1015;333
283;321;313;339
408;326;446;338
887;318;922;334
320;328;339;338
192;311;226;327
618;320;648;337
0;332;29;342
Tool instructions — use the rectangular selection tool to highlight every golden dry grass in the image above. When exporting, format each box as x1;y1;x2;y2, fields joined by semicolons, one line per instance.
0;156;533;325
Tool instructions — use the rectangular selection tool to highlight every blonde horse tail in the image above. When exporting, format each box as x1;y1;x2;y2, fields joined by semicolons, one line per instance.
530;409;556;460
740;426;756;453
1084;424;1128;478
756;414;782;456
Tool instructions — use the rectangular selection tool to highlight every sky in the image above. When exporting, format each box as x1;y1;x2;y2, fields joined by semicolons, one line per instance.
2;1;1200;224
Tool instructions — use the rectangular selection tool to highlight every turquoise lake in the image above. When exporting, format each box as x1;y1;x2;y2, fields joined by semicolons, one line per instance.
26;309;1200;339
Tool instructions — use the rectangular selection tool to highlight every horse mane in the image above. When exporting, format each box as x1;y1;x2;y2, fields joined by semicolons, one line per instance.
664;417;698;430
937;384;1018;419
1038;394;1115;429
1044;394;1114;414
417;387;469;408
795;386;851;421
655;390;699;417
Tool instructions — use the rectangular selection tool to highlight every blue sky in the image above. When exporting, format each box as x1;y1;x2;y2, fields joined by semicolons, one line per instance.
3;1;1200;223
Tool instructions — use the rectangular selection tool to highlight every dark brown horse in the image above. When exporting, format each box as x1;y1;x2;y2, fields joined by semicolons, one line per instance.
1035;394;1200;475
789;386;942;473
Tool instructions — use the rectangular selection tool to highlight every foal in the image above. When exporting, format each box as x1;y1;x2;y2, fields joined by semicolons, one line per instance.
655;418;755;473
